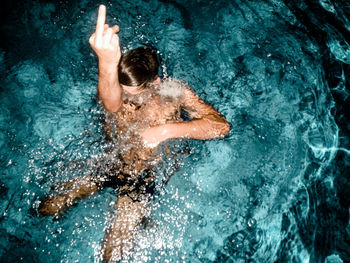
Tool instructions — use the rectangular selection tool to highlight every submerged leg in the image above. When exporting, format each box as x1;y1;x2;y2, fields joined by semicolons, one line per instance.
102;194;149;262
38;175;103;217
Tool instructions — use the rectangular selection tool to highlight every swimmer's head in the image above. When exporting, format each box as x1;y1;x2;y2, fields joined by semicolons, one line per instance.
118;47;159;93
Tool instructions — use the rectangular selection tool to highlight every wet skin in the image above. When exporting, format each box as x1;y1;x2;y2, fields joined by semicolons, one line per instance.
39;4;230;263
101;85;228;261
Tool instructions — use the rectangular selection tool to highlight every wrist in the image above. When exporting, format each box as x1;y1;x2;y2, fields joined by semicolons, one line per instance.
98;59;118;71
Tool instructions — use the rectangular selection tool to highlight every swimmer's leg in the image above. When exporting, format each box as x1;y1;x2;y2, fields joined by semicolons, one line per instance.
38;175;103;217
102;194;149;262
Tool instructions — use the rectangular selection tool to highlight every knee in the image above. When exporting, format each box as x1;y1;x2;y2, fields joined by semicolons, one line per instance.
102;244;121;263
114;195;134;212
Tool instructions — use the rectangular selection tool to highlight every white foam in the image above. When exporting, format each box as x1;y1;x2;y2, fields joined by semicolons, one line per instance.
157;78;186;99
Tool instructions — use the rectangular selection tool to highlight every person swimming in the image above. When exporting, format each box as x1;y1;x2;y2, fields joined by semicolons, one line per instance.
38;4;230;262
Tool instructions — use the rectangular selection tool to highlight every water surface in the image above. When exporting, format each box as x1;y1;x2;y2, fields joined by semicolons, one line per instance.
0;0;349;262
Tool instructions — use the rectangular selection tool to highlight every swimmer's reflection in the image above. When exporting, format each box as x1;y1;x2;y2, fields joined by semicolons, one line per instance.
38;4;230;262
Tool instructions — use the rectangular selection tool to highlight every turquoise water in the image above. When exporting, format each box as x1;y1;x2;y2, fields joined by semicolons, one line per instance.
0;0;349;262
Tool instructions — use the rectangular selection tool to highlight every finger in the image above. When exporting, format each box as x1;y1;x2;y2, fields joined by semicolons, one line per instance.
104;28;113;48
104;24;109;30
111;25;119;34
95;5;106;47
111;34;119;47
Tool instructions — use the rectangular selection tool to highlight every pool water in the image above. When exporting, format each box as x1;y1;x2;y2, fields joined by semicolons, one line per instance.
0;0;349;262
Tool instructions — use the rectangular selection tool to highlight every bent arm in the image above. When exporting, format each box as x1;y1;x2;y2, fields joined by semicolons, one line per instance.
89;5;122;112
164;87;230;139
141;87;230;146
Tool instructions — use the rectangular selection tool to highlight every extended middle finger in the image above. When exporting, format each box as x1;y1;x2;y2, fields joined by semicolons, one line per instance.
95;5;106;47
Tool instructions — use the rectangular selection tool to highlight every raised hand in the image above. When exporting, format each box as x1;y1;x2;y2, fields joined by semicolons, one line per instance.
89;5;121;65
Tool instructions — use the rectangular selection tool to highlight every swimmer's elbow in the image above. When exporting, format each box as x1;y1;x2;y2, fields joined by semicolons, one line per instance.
104;104;118;113
204;114;230;138
218;120;230;137
222;121;231;136
103;100;122;113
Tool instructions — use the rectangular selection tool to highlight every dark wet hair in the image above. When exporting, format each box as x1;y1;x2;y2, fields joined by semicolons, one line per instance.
118;47;159;88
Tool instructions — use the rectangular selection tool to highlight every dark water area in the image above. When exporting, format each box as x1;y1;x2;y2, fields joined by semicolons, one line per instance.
281;1;350;262
0;0;350;262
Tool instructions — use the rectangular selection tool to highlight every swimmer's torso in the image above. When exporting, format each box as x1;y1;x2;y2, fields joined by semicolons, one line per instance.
106;82;185;175
116;92;181;130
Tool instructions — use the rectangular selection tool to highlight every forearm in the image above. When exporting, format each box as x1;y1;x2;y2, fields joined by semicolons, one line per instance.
97;61;122;112
162;116;230;141
141;106;230;147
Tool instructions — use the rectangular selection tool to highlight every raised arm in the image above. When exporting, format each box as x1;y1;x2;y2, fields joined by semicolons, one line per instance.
89;5;122;112
141;87;230;147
